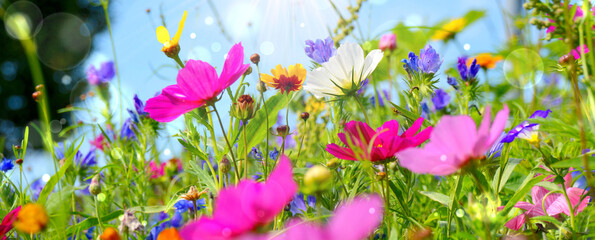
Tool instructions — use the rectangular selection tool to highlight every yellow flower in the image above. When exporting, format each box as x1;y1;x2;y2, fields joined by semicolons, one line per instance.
99;227;121;240
470;53;503;69
156;11;187;58
157;228;182;240
431;18;466;41
13;203;49;234
305;96;325;114
260;64;307;94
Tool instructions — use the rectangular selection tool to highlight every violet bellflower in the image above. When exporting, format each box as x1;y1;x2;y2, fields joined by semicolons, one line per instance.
86;61;115;85
457;57;480;82
304;37;336;64
431;89;450;110
501;109;551;144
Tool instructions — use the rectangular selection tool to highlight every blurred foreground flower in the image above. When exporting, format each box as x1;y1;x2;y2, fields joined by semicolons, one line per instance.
145;43;249;122
272;195;384;240
14;203;48;234
180;155;296;239
327;118;432;163
472;53;503;69
260;64;307;94
0;158;14;172
157;228;182;240
378;33;397;51
397;105;509;175
304;42;382;98
86;61;115;85
100;227;121;240
0;206;20;239
156;11;187;58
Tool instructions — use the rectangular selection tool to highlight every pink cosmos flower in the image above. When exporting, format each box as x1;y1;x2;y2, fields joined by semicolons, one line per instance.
145;43;250;122
180;155;297;239
378;33;397;51
504;170;590;230
397;105;509;175
326;118;432;163
0;206;21;240
570;44;589;59
271;195;384;240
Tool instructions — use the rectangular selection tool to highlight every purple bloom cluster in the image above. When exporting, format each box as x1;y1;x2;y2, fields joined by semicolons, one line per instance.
457;57;480;82
86;61;115;85
501;109;552;143
305;37;336;64
289;193;316;216
431;89;450;110
55;143;96;168
121;118;137;140
402;45;442;75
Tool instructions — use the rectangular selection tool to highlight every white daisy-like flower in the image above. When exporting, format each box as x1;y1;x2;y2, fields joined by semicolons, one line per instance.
304;42;383;98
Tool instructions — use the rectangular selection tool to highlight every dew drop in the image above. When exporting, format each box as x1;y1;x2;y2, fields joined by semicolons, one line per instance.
440;154;447;162
369;207;375;214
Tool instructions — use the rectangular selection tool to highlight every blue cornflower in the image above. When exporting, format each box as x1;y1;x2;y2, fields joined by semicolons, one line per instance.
289;193;316;216
457;57;480;82
128;94;148;122
174;199;206;213
305;37;336;64
86;61;115;85
447;76;458;89
431;89;450;110
120;118;137;140
269;147;279;160
0;158;14;172
501;109;552;143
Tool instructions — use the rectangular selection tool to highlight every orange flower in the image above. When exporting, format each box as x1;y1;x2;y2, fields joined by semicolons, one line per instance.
260;64;307;94
157;228;182;240
469;53;503;69
100;227;121;240
13;203;48;234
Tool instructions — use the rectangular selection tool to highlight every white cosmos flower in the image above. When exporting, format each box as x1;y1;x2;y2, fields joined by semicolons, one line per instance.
304;42;383;98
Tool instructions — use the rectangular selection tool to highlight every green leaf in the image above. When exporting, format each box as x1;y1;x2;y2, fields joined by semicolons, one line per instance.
178;138;208;160
500;172;547;215
233;93;290;155
493;158;522;193
38;139;84;206
65;209;124;236
21;126;29;159
419;191;449;206
389;102;430;128
550;157;595;168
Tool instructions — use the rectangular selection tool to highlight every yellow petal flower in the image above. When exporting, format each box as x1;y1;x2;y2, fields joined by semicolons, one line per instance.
431;18;466;41
156;26;170;44
288;63;307;82
172;10;188;44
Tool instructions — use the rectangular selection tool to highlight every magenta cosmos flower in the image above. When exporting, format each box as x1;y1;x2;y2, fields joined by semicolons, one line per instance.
145;43;250;122
0;206;20;240
326;118;433;163
180;155;297;239
397;105;509;175
504;170;590;230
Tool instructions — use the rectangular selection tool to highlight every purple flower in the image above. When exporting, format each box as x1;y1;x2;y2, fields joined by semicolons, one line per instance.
86;61;115;85
120;118;137;140
0;158;14;172
30;178;46;200
420;102;431;119
401;52;420;74
457;57;480;82
418;45;442;74
289;193;316;216
447;76;458;89
305;37;336;64
431;89;450;110
250;147;263;160
357;78;369;95
487;132;506;158
370;89;390;107
128;94;148;123
269;147;279;160
501;109;551;143
79;151;96;168
175;199;206;213
543;73;560;85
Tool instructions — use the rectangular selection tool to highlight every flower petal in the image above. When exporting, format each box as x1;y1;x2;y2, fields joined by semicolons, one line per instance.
156;26;170;44
219;43;250;89
328;195;384;240
172;10;188;44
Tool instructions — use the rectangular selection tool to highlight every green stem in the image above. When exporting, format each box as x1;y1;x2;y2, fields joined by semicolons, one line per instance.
212;104;241;182
352;94;370;123
243;124;248;178
296;120;307;158
172;55;185;69
94;197;104;231
561;186;576;230
101;0;123;124
447;174;465;238
256;65;270;180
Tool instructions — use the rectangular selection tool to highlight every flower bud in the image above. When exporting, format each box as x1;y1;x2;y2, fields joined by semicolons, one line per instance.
162;43;181;59
244;66;252;76
257;81;267;93
89;174;102;195
16;158;23;165
32;91;42;102
276;125;289;137
250;53;260;64
388;161;398;171
326;158;340;169
303;165;332;192
559;54;574;65
231;94;256;120
180;186;208;201
35;84;44;91
220;156;231;173
375;171;386;181
378;33;397;51
300;112;310;121
146;8;151;13
15;145;21;150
